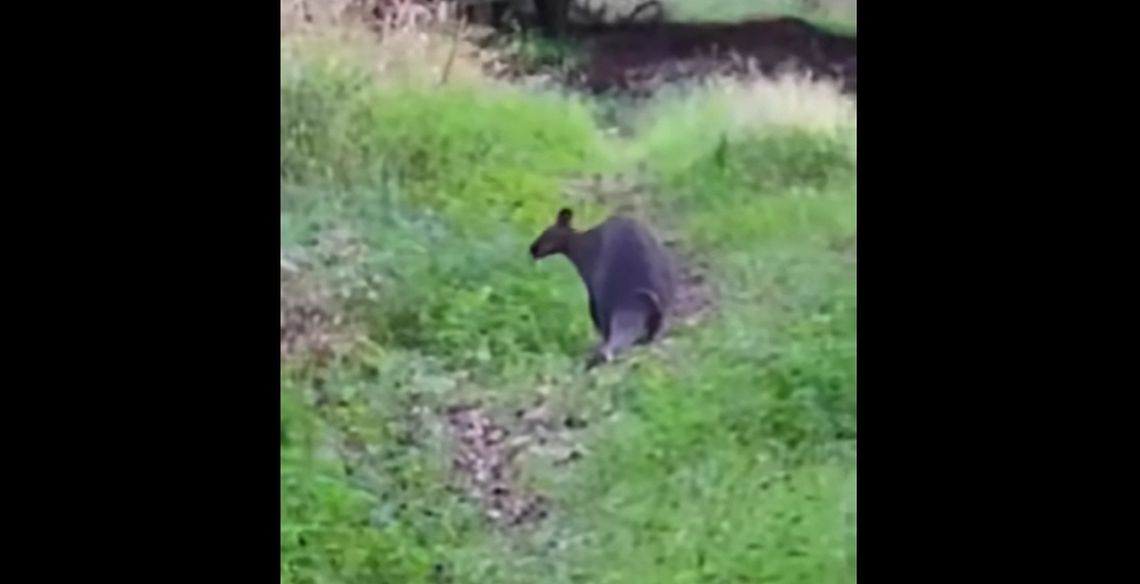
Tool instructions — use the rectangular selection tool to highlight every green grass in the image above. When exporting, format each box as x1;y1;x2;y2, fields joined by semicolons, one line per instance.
281;29;855;584
663;0;857;34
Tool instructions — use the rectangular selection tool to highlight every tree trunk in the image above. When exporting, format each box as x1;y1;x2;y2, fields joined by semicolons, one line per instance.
533;0;569;38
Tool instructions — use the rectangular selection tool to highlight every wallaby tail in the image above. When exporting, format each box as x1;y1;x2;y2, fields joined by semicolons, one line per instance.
585;290;664;370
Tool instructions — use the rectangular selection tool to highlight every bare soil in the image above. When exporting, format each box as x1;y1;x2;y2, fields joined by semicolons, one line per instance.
513;16;856;95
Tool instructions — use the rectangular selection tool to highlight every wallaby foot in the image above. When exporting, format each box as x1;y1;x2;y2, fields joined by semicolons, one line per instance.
584;345;613;370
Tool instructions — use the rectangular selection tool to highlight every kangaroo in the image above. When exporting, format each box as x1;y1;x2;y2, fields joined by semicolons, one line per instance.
529;207;677;369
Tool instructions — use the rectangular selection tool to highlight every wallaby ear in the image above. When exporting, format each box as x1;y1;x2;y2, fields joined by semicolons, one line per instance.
556;208;573;227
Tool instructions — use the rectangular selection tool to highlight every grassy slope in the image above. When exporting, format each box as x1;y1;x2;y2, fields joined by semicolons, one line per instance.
281;20;855;584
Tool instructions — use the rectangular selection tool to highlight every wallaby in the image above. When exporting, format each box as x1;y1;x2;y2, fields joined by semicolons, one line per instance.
529;207;677;369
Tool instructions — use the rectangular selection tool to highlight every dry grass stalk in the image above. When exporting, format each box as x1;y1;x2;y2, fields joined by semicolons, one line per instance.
282;0;504;88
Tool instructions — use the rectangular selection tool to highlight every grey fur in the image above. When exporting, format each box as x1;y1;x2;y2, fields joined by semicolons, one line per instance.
529;208;677;369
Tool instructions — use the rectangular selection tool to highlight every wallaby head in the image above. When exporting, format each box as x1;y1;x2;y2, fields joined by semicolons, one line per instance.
529;208;576;260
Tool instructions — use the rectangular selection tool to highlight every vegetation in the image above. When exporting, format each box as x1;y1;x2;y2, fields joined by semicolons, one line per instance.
663;0;857;32
281;2;855;583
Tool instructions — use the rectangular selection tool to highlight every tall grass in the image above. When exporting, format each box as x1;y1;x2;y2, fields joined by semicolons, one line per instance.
281;34;608;229
281;9;855;583
628;73;855;249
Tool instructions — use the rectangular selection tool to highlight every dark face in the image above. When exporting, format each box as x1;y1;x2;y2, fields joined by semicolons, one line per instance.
529;208;575;260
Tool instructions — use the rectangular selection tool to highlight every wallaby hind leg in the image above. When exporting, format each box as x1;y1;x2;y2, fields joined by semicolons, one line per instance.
584;290;667;370
583;336;611;371
586;306;650;370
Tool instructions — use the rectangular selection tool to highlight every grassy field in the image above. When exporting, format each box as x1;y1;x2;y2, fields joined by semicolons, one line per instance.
281;4;856;583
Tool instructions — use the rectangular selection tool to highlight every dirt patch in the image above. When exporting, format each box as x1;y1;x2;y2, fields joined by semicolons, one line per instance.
444;396;585;528
281;261;353;364
664;241;715;328
281;228;375;365
521;16;855;96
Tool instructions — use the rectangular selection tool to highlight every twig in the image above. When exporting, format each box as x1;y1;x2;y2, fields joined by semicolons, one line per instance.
439;5;467;86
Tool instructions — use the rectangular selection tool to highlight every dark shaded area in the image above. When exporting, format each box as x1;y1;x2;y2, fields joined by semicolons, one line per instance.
481;14;857;96
568;16;856;95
